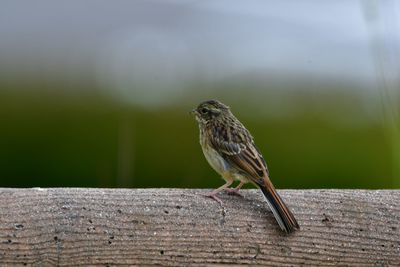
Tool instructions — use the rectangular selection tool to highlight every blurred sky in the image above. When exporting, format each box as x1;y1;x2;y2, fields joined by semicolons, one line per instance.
1;0;399;106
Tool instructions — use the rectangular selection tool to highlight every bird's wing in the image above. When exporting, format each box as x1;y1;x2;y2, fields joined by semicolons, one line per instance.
209;125;269;185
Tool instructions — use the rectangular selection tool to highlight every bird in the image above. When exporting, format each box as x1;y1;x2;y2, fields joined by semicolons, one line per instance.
191;99;299;233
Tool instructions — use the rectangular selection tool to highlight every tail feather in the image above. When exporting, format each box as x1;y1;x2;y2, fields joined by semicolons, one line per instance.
259;181;299;233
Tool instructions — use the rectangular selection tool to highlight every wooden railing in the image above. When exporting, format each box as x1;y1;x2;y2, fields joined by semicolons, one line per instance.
0;188;399;266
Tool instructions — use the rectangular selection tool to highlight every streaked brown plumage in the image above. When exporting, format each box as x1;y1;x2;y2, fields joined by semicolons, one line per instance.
191;99;299;233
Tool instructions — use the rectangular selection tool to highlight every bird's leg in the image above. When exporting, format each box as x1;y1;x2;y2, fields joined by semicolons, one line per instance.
225;181;245;196
202;180;233;205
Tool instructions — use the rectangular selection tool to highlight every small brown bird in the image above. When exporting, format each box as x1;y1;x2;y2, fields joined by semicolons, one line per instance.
191;100;299;233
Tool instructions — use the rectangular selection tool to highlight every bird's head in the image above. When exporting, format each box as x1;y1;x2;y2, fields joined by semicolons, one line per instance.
191;99;230;123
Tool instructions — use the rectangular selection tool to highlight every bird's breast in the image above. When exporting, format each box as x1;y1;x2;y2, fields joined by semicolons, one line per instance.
199;129;229;175
202;144;229;175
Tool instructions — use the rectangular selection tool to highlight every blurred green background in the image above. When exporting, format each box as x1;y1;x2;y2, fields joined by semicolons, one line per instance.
0;1;399;189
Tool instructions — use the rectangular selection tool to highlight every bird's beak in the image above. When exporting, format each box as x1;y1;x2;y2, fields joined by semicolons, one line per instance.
189;109;197;115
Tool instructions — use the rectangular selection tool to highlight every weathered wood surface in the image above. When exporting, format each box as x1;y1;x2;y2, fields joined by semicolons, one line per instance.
0;188;399;266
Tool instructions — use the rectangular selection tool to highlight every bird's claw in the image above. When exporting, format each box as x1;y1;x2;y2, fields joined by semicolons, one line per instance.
224;188;243;197
201;193;223;205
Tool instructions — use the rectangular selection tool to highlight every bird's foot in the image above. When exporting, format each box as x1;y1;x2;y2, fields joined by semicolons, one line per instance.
224;188;243;197
201;192;223;205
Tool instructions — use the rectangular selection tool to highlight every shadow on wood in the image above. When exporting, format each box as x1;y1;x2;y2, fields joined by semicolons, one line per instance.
0;188;399;266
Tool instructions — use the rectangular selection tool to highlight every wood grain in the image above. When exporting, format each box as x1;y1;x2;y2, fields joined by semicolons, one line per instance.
0;188;399;266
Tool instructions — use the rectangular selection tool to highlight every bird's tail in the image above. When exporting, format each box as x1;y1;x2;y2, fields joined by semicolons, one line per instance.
258;179;299;233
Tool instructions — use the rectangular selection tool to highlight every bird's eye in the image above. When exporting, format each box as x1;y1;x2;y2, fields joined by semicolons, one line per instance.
200;108;208;114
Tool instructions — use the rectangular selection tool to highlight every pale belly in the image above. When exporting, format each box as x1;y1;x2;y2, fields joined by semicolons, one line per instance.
202;144;229;175
201;143;249;183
